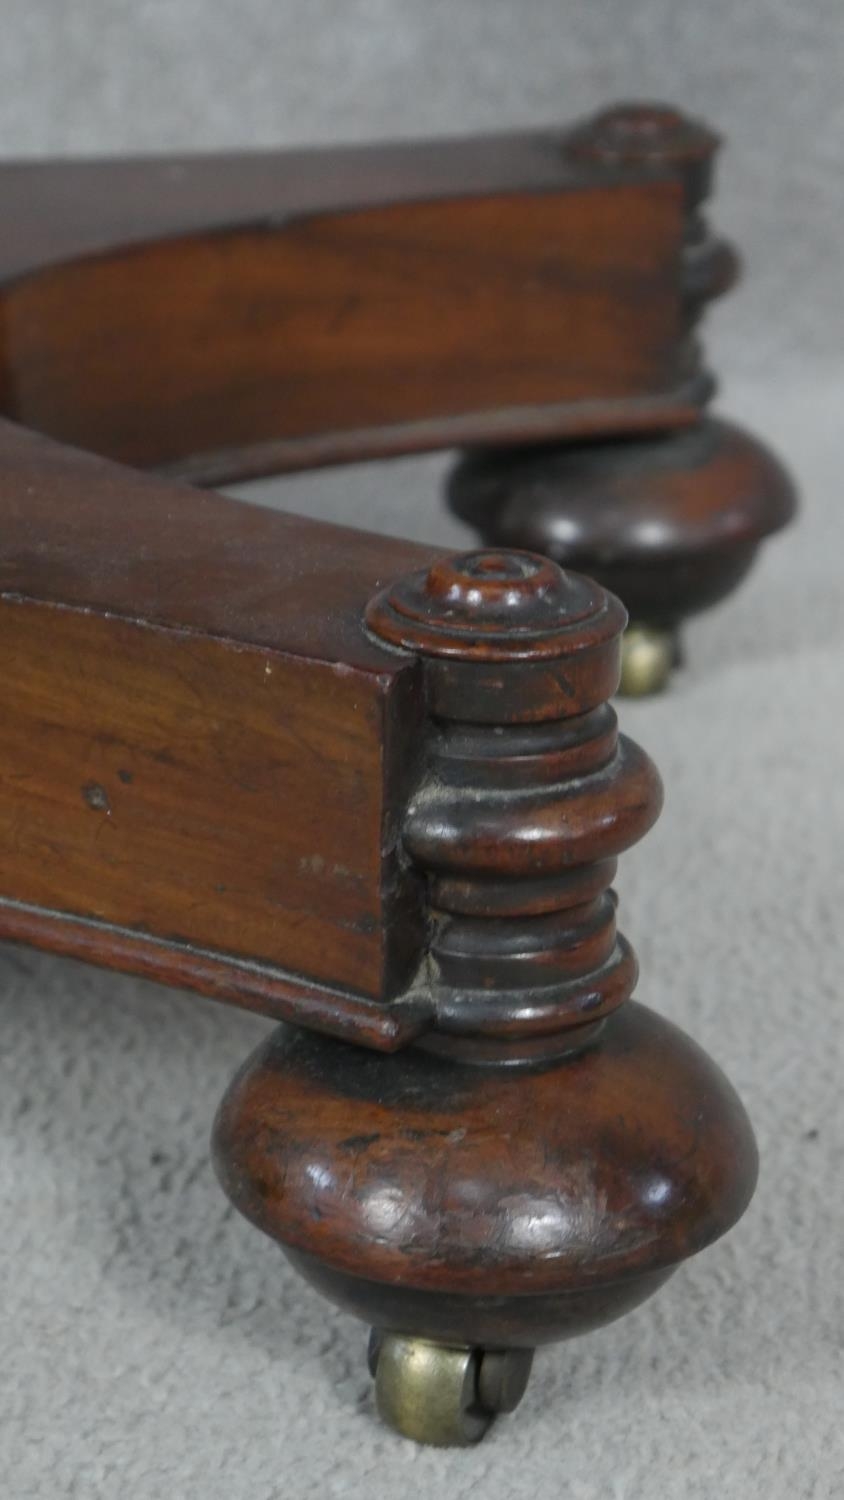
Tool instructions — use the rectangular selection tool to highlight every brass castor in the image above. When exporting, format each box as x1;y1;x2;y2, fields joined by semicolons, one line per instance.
619;623;679;697
367;1331;534;1446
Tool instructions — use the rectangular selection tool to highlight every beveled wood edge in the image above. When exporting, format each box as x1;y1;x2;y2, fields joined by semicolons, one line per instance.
161;383;707;488
0;897;431;1049
0;122;673;283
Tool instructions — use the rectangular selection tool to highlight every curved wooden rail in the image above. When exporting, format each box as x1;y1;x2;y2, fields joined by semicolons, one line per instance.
0;120;703;485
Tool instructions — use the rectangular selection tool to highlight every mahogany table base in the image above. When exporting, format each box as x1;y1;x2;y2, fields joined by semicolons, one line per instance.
0;101;789;1445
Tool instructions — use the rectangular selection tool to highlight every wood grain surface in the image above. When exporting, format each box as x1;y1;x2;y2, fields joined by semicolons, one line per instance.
0;419;438;1029
0;131;692;483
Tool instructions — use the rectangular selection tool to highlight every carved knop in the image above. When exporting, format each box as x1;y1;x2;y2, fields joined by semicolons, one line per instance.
565;102;719;202
366;549;622;661
367;551;662;1059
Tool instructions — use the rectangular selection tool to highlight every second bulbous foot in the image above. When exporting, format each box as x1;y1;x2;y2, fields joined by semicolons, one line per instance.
447;416;796;695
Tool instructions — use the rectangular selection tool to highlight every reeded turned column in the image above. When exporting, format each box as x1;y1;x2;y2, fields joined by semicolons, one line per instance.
213;549;758;1444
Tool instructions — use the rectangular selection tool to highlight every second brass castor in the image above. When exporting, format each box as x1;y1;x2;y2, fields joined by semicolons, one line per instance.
619;623;679;697
367;1332;534;1446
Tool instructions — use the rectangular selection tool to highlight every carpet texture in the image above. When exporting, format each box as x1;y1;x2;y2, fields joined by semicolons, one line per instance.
1;5;842;1494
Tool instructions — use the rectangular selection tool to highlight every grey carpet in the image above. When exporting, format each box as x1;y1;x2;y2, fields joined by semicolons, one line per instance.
1;5;842;1495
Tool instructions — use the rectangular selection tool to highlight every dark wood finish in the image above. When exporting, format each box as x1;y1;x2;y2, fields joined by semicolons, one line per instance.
444;105;796;674
215;1004;756;1346
0;118;715;486
2;183;688;482
214;549;757;1369
448;417;797;629
364;551;661;1056
0;418;443;1044
2;104;791;671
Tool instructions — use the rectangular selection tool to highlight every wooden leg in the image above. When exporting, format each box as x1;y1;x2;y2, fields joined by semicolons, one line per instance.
446;417;797;695
211;549;758;1445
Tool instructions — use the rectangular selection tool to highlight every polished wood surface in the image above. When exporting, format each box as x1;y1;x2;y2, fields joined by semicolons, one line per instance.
0;120;707;485
364;551;661;1056
0;419;441;1038
4;183;684;481
215;1003;757;1317
0;416;437;664
0;129;656;278
449;416;798;627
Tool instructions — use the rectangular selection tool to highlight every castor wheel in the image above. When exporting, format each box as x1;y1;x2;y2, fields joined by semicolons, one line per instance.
367;1332;534;1445
619;623;680;697
446;417;796;696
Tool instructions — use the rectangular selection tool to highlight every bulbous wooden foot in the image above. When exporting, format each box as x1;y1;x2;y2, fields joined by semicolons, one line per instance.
212;1008;757;1443
447;417;796;694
